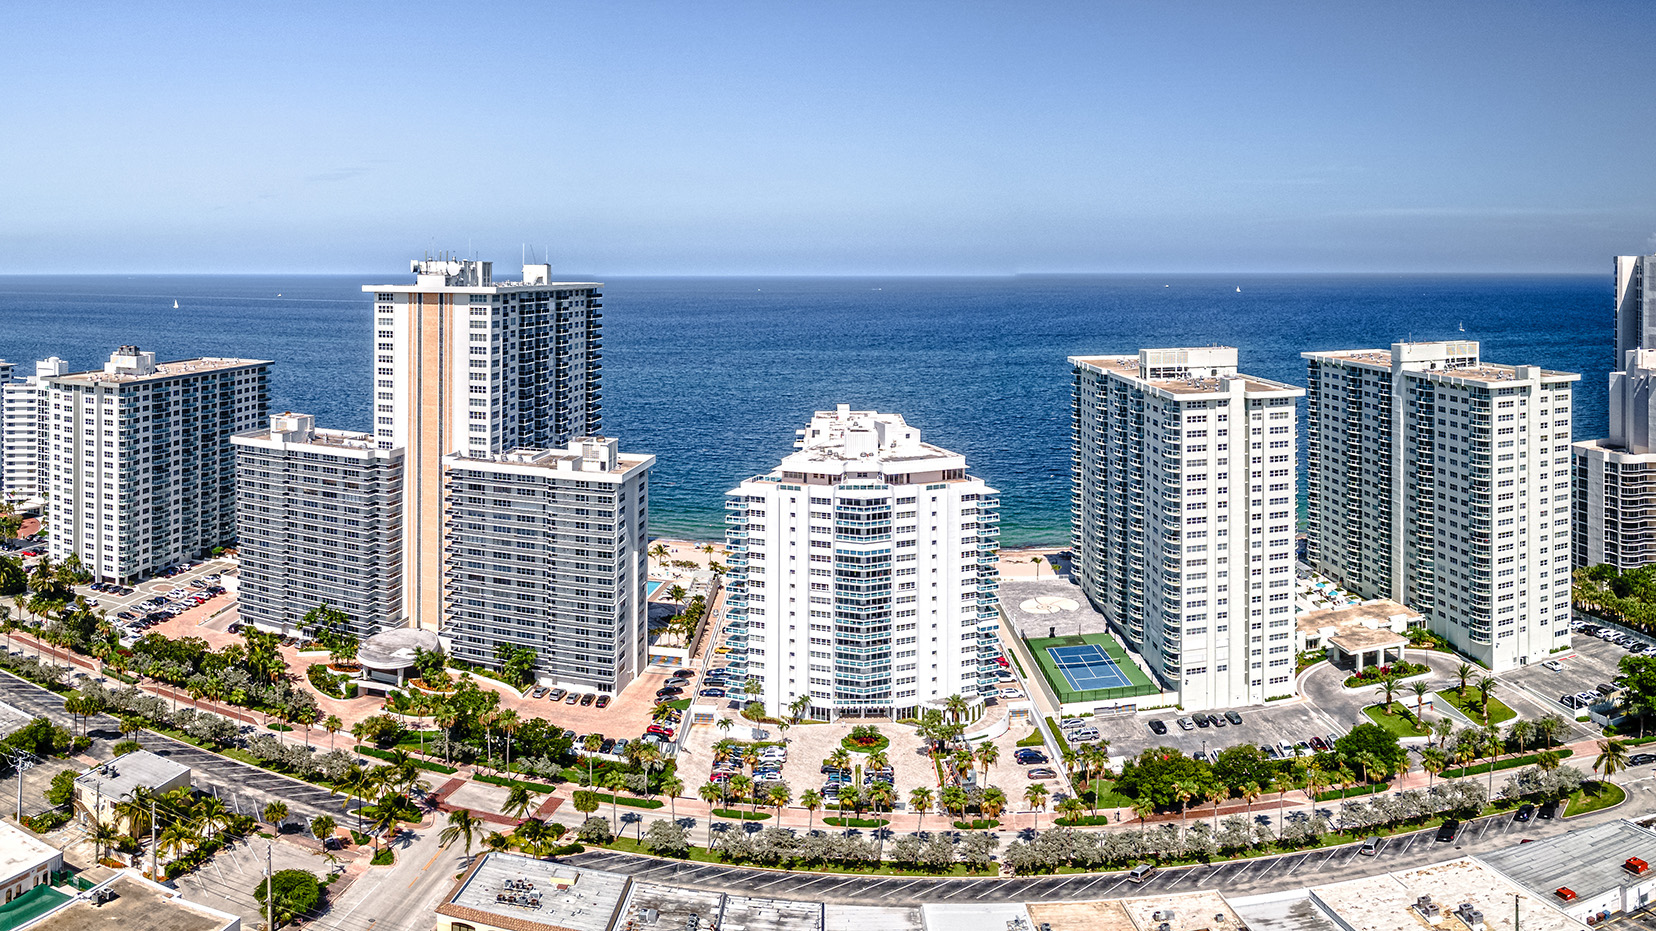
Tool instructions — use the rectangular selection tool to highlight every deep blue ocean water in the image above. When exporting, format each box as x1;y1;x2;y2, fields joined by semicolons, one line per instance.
0;274;1613;546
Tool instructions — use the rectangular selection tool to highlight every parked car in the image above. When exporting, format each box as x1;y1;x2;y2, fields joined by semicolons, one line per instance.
1015;749;1048;765
548;688;567;701
1630;753;1656;766
699;688;727;698
656;687;683;698
1177;716;1196;730
580;693;596;706
1436;820;1461;843
1194;714;1211;728
1514;804;1535;822
998;688;1022;699
531;686;549;699
595;695;611;708
1149;719;1168;735
1538;801;1559;820
1542;659;1564;671
1026;767;1058;779
1208;713;1226;728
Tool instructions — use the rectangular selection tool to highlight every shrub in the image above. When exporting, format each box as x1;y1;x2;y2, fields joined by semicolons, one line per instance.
577;817;613;843
370;848;394;866
44;771;76;808
113;740;142;757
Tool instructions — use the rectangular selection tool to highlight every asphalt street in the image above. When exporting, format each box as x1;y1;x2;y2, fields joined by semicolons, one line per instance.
0;668;350;822
561;772;1656;905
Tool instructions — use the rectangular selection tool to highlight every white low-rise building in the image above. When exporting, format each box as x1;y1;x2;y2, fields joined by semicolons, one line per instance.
724;406;1001;720
0;820;61;906
73;750;192;830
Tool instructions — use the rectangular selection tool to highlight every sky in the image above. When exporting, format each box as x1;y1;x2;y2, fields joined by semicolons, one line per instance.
1;1;1651;275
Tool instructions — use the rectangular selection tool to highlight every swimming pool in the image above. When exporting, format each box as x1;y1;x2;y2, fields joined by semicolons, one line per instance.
646;580;667;600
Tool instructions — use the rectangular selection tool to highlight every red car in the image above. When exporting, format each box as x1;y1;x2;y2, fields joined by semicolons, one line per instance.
646;725;674;738
994;656;1009;667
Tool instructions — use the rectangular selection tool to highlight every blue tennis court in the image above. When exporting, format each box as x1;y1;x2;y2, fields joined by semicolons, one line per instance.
1046;644;1132;691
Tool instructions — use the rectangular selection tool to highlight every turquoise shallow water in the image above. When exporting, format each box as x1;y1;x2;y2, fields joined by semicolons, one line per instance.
0;273;1611;546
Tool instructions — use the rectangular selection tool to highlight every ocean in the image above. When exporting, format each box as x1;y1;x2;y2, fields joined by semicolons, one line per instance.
0;273;1613;546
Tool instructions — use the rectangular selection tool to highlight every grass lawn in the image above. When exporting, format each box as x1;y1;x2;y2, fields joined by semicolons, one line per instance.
1082;779;1136;808
1363;703;1433;739
1566;780;1626;817
1437;688;1517;725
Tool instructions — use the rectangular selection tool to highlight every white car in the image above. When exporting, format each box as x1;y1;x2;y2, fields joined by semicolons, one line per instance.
998;687;1023;699
1541;659;1564;671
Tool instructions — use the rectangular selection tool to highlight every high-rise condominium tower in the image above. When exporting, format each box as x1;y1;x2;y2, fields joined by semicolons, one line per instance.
1303;341;1577;671
1573;349;1656;570
233;413;404;638
44;347;270;582
442;437;651;691
1071;348;1304;710
1615;254;1656;368
1;358;67;501
723;407;1001;720
362;258;603;631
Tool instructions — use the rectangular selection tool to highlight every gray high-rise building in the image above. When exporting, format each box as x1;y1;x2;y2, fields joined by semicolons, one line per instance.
1304;341;1577;670
442;437;651;692
232;413;404;638
1615;254;1656;368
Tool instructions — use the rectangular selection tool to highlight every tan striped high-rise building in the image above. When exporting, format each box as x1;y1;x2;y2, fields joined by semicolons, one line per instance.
362;258;604;631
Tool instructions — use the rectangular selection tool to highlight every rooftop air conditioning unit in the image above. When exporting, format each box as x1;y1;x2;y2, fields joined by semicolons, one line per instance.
1627;858;1650;875
1557;889;1578;902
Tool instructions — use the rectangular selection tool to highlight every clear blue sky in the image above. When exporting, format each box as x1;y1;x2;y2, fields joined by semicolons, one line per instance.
2;2;1650;274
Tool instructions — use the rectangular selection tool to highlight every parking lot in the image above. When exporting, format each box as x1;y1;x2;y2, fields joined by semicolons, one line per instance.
65;557;235;640
1501;622;1644;720
1083;694;1355;764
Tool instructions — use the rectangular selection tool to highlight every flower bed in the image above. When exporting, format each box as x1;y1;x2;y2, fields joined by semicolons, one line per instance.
1343;660;1431;688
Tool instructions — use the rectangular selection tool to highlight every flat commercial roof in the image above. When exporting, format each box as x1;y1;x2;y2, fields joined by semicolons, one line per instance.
51;357;268;386
824;904;923;931
1026;899;1136;931
33;874;237;931
0;820;60;882
74;751;190;801
920;902;1032;931
1478;821;1656;906
1229;891;1345;931
719;894;823;931
1311;858;1584;931
438;853;629;931
618;880;724;930
1120;890;1244;931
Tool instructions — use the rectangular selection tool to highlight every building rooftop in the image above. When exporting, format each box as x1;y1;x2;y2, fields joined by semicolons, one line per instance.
74;751;190;802
1478;821;1656;908
32;873;237;931
1119;890;1244;931
1310;858;1584;931
445;437;652;478
1229;892;1345;931
783;406;964;468
823;904;923;931
1069;351;1302;398
1025;899;1136;931
719;894;824;931
1303;344;1577;385
0;821;59;880
618;880;724;930
1297;599;1419;635
358;627;441;671
439;854;629;931
919;902;1033;931
49;348;268;387
364;258;600;292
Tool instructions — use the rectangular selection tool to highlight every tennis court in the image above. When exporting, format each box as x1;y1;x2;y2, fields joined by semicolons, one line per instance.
1046;643;1132;691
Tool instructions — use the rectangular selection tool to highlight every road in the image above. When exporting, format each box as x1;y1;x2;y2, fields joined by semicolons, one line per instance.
559;772;1656;905
0;668;350;823
320;821;468;931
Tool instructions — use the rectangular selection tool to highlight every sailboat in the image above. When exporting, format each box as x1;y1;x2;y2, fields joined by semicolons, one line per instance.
1458;322;1465;332
1235;286;1241;293
172;300;179;309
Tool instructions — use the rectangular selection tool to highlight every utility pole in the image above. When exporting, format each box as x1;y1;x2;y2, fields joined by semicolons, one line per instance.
149;799;156;880
267;841;275;931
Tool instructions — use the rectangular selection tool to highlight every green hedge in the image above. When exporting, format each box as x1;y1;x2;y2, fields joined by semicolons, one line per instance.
1441;747;1573;780
711;808;770;821
357;747;457;774
474;773;560;793
952;818;999;830
1016;732;1044;748
1055;813;1116;827
1315;782;1392;802
587;792;664;810
823;816;888;828
1045;717;1071;757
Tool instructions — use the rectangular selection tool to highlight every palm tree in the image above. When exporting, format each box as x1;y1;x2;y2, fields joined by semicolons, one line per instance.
90;820;120;865
310;815;337;849
1421;747;1448;790
649;543;670;569
1535;749;1563;773
698;781;722;846
264;800;290;831
1131;796;1155;840
194;795;231;841
909;786;933;831
800;788;822;831
1596;738;1630;784
323;714;343;753
981;785;1007;824
601;770;628;829
716;718;734;739
1476;676;1498;724
369;801;401;854
157;821;198;866
976;741;1000;785
1056;796;1085;825
1455;663;1474;696
661;775;684;824
439;810;482;865
1240;781;1262;823
1030;556;1043;580
1405;680;1431;722
1373;672;1403;712
582;734;603;785
826;747;851;772
502;784;536;822
1023;783;1048;831
1434;716;1455;748
766;783;791;820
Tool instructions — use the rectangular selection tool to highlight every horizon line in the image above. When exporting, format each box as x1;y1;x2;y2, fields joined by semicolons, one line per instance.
0;268;1611;279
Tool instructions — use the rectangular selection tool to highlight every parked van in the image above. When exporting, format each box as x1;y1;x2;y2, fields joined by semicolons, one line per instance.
1128;863;1156;883
1360;836;1382;856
